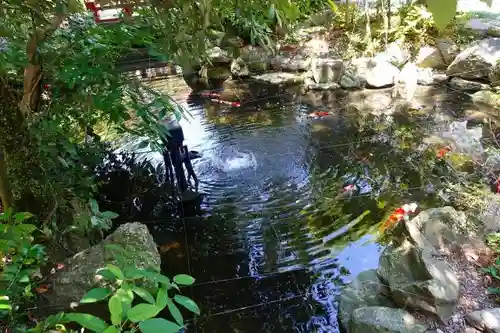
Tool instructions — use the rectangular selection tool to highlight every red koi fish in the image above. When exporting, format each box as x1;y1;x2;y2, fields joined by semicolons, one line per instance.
342;184;357;193
210;99;241;107
496;178;500;194
200;91;221;98
436;146;452;158
379;203;418;232
308;111;330;118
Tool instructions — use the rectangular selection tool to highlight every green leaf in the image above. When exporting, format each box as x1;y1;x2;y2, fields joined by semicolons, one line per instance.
89;199;99;214
133;286;156;304
156;284;168;309
0;300;11;310
108;295;123;325
127;303;161;322
166;298;183;326
138;318;182;333
106;264;125;280
97;268;117;281
115;287;134;305
174;295;200;315
173;274;195;286
100;211;119;219
14;212;33;222
426;0;457;30
64;313;108;332
102;326;120;333
80;288;112;304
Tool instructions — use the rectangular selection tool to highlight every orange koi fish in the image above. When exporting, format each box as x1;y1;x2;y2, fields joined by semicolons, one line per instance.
436;146;452;158
379;203;418;232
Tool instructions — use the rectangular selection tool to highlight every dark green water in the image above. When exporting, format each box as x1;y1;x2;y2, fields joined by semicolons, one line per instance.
117;77;496;332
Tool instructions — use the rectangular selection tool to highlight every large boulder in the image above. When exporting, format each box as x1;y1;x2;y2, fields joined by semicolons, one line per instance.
374;41;411;68
377;239;460;322
251;72;305;85
270;53;312;72
46;223;161;309
448;77;491;92
350;307;428;333
436;39;460;66
338;270;394;332
416;46;446;69
393;62;418;101
472;90;500;108
340;58;370;89
311;58;344;84
366;59;400;88
239;45;271;72
466;308;500;332
447;38;500;81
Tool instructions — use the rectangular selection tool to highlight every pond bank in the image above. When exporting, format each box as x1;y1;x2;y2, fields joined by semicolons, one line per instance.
338;206;498;333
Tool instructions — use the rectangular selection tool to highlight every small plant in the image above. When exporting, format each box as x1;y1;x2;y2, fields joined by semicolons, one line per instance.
0;209;46;320
29;244;199;333
89;198;119;235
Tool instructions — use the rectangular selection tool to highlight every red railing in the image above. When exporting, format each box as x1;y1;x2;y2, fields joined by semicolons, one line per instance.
84;1;134;23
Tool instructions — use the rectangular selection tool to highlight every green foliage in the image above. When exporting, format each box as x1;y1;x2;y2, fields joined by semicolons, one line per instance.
29;244;199;333
0;209;46;321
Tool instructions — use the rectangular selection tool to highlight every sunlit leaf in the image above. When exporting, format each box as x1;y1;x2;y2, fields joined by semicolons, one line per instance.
166;298;183;326
173;274;195;286
426;0;457;30
127;303;161;322
108;295;123;325
139;318;182;333
174;295;200;315
80;288;112;304
64;313;108;332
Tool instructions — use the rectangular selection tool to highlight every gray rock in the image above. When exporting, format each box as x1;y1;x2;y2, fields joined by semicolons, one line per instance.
338;270;394;332
366;59;400;88
350;306;428;333
396;207;483;255
46;223;161;308
436;39;460;66
230;57;249;77
448;77;491;92
271;53;311;72
239;45;271;71
252;72;305;85
447;38;500;80
377;239;459;322
207;46;231;64
394;62;418;101
416;46;446;69
374;42;411;68
304;77;340;90
311;58;344;84
466;308;500;333
417;68;436;86
340;58;368;89
472;90;500;108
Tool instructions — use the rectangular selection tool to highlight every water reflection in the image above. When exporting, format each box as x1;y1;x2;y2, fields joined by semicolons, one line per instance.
110;76;500;332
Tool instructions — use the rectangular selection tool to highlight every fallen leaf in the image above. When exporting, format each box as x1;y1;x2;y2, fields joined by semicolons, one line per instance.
35;285;49;294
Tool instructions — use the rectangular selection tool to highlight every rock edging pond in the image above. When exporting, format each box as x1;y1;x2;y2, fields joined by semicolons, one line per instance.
337;206;500;333
183;32;500;110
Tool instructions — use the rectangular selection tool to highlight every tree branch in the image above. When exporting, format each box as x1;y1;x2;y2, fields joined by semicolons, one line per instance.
20;13;67;116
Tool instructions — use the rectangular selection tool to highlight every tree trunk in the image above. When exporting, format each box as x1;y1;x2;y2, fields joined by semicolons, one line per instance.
0;149;13;211
0;78;51;218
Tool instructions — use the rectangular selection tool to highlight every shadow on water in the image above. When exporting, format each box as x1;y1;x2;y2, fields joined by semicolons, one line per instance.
102;77;499;332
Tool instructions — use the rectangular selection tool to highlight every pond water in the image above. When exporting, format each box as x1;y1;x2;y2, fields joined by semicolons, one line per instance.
112;75;500;332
